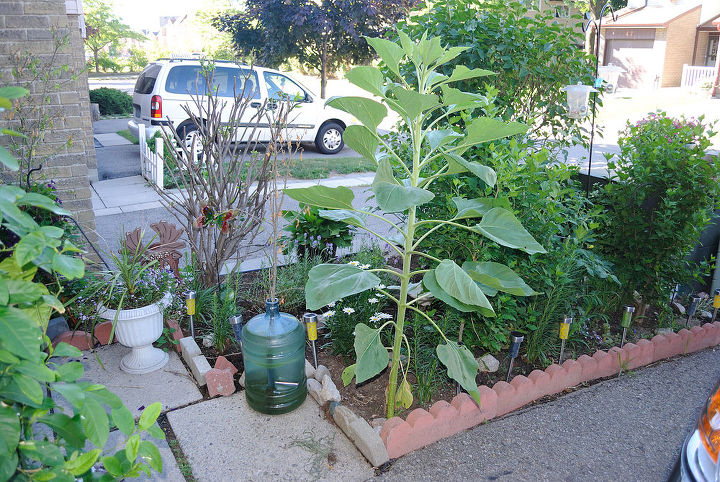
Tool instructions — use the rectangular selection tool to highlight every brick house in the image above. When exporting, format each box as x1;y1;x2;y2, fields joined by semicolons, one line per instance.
0;0;97;234
599;0;720;90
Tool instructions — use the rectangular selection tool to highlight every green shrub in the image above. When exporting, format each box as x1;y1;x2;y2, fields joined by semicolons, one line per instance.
596;112;720;307
281;203;355;260
90;87;133;115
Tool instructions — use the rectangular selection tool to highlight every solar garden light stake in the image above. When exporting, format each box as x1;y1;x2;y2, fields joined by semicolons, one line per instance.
559;316;572;364
303;313;318;369
687;295;701;326
620;305;635;348
185;291;196;339
506;331;524;382
229;314;243;346
712;289;720;323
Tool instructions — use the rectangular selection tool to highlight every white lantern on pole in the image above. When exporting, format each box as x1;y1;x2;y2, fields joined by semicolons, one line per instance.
562;83;598;119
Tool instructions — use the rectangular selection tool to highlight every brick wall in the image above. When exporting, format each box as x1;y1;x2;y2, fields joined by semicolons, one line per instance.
0;0;97;233
663;7;702;86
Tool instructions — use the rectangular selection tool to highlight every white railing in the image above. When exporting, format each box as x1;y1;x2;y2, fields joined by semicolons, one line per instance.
681;64;716;88
138;124;164;190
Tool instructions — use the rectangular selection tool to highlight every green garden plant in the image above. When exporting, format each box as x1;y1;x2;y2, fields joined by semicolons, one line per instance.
596;112;720;310
0;87;165;480
285;33;545;417
281;203;355;260
89;87;133;115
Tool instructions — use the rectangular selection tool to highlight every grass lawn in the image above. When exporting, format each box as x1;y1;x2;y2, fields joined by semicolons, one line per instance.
116;129;139;145
283;156;375;179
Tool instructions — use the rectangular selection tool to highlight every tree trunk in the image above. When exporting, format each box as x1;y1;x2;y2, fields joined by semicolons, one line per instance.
93;49;100;73
320;37;327;99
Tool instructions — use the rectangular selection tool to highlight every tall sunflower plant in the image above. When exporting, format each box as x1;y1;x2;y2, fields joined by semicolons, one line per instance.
285;32;545;418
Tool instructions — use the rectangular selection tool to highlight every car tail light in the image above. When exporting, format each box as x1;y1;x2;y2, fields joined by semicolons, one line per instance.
699;382;720;462
151;95;162;119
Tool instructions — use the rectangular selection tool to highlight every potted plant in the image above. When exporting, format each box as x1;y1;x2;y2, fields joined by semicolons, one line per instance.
93;237;179;374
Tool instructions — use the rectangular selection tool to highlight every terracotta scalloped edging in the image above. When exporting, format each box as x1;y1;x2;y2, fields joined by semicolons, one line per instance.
379;321;720;459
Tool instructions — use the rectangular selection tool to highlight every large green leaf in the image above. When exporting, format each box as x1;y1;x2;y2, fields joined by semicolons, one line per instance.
0;406;20;456
0;307;42;359
326;97;387;130
473;208;547;254
19;440;64;466
16;360;56;383
422;270;493;315
345;66;384;97
342;124;378;162
65;448;101;476
434;260;495;316
436;340;481;404
111;406;135;436
139;402;162;430
0;198;38;234
446;65;496;83
52;253;84;280
318;209;367;227
4;373;44;406
14;231;47;266
38;413;86;448
450;157;497;187
441;86;488;114
372;158;400;185
353;323;389;384
0;86;29;99
305;264;380;310
425;129;463;152
388;86;439;120
55;361;84;382
364;36;404;77
463;261;539;296
372;182;434;213
284;185;355;210
139;440;163;473
462;117;528;149
452;196;511;219
18;192;70;216
81;397;109;448
6;279;46;304
0;145;19;171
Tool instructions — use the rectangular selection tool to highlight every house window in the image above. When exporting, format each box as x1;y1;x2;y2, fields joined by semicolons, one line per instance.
706;35;719;67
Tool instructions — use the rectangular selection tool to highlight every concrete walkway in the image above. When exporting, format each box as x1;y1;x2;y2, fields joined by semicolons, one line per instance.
379;348;720;481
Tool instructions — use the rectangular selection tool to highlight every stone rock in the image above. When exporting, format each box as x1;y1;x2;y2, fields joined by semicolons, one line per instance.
206;368;235;397
656;327;674;336
699;310;713;321
477;354;500;373
47;317;69;341
314;364;331;382
202;334;215;348
305;359;316;379
52;331;93;351
320;374;341;403
307;378;323;405
370;417;387;429
93;321;115;345
179;337;202;363
189;355;212;386
672;302;686;315
333;405;390;467
239;371;246;388
214;356;238;375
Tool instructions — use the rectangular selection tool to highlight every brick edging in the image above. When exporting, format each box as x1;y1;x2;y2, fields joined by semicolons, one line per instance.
380;322;720;459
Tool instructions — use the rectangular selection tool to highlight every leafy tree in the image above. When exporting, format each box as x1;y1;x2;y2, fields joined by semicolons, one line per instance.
84;0;144;73
213;0;416;98
398;0;595;149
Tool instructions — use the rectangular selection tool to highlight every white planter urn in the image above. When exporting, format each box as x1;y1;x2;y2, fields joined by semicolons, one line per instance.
98;292;172;374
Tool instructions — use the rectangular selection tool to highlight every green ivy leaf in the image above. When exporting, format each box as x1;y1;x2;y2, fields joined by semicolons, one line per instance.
326;96;387;130
472;208;547;254
305;264;380;310
81;397;109;448
353;323;389;384
284;185;355;210
434;260;495;316
463;261;539;296
436;340;481;404
341;364;356;387
345;66;385;97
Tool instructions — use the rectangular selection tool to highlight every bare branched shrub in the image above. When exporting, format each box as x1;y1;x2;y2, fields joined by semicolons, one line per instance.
152;63;298;286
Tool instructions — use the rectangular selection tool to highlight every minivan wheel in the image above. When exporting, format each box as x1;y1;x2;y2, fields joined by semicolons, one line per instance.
315;122;344;155
178;124;203;160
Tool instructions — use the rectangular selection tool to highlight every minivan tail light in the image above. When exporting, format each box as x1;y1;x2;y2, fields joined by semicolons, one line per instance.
699;381;720;462
150;95;162;118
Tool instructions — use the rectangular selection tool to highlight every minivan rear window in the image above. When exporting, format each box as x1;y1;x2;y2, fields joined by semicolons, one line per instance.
134;64;161;94
164;66;260;99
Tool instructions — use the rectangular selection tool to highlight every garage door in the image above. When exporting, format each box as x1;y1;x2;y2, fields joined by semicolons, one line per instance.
605;38;661;89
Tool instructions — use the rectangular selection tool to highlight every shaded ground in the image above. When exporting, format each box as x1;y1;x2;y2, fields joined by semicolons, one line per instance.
378;348;720;481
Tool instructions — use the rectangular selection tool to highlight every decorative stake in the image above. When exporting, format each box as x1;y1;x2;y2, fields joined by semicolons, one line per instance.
712;289;720;323
185;291;196;338
620;305;635;347
229;314;243;346
559;316;572;363
687;295;701;326
303;313;318;369
506;331;524;382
